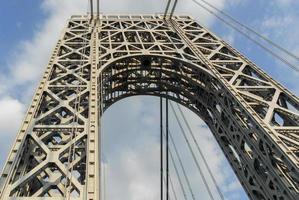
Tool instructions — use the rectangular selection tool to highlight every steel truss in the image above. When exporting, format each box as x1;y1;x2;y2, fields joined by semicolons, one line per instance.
0;14;298;200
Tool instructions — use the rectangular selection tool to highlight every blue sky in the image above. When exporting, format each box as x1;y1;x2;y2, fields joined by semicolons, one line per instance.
0;0;298;199
0;1;44;69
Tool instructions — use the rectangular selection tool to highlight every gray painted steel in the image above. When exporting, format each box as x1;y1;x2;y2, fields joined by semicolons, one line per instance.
0;14;298;200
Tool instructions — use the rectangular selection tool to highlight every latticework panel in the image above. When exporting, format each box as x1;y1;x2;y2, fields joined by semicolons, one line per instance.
0;18;93;199
172;18;299;199
0;14;298;200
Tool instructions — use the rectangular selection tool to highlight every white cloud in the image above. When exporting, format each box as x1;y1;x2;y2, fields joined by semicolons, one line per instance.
102;97;245;199
258;3;299;95
102;97;160;199
0;97;25;165
222;31;236;45
274;0;296;7
4;0;87;101
0;97;24;135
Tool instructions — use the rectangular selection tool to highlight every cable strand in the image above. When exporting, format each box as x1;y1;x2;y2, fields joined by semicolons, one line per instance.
175;103;225;200
169;130;196;200
191;0;299;73
198;0;299;61
168;138;188;200
169;102;215;200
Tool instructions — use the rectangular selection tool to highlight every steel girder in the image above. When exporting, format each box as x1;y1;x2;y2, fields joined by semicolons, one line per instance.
0;14;298;200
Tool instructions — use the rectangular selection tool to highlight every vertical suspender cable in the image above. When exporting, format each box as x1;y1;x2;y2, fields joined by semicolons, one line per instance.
160;55;164;200
90;0;93;19
169;0;178;19
168;140;188;200
166;95;169;200
164;0;172;19
176;103;225;200
169;102;215;200
169;175;179;200
160;96;164;200
164;0;178;19
97;0;100;18
162;129;187;200
64;6;90;197
68;28;89;200
169;131;196;200
162;125;188;200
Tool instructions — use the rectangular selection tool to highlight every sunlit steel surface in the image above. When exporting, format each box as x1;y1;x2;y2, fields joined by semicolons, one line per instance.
0;14;298;200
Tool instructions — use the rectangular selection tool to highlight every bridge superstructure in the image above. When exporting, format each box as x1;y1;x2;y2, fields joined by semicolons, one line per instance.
0;14;298;200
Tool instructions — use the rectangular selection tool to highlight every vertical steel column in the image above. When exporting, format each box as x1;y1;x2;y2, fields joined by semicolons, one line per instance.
86;19;100;200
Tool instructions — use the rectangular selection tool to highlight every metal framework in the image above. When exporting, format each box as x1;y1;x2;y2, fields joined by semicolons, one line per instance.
0;14;298;200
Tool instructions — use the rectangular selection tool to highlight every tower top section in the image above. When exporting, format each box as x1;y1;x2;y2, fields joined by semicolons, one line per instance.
70;14;194;21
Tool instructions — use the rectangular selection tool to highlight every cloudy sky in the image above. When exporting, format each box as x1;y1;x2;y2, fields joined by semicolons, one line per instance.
0;0;299;199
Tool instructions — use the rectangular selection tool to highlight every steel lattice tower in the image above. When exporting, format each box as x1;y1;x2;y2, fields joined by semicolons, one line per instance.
0;14;298;200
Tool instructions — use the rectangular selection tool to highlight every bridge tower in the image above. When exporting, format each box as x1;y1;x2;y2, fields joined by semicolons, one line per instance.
0;14;298;200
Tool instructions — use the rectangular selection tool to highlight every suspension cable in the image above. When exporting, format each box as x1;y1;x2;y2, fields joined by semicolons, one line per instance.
65;30;89;199
71;35;88;187
164;0;172;19
169;102;216;200
64;88;80;198
160;96;164;200
64;6;90;197
175;103;225;200
169;175;179;200
163;170;179;200
198;0;299;61
164;0;178;19
97;0;100;18
168;140;188;200
166;96;170;200
169;130;196;200
162;98;187;200
169;0;178;19
191;0;299;73
163;96;185;200
90;0;93;18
